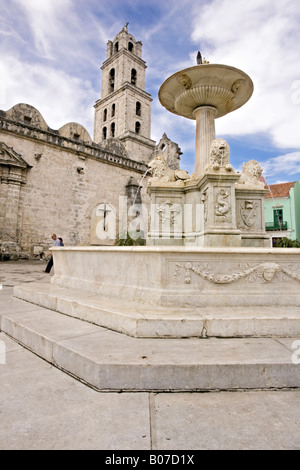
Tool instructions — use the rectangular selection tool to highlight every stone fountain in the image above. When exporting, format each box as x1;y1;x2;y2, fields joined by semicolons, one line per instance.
147;63;269;248
14;61;300;340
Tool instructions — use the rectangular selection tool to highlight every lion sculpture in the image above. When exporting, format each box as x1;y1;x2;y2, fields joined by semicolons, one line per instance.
238;160;265;188
207;138;234;172
148;154;191;183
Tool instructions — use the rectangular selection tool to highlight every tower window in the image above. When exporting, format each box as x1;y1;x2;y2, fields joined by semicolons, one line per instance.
24;116;32;125
109;68;115;92
111;103;115;117
136;102;141;116
114;42;119;53
135;122;141;134
111;122;115;138
103;127;107;140
103;109;107;121
128;42;133;52
131;69;137;85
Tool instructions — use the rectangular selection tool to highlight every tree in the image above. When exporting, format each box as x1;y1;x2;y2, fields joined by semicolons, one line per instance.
275;237;300;248
115;231;146;246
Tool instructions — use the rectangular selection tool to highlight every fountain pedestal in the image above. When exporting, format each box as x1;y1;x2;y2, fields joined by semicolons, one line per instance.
147;63;269;247
193;106;218;177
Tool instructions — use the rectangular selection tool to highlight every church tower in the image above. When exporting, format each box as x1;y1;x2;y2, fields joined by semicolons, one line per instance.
94;25;156;163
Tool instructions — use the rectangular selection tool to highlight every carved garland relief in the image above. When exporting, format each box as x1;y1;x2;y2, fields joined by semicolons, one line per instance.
173;262;300;285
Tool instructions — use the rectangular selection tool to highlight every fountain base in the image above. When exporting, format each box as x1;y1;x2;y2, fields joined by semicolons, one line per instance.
13;246;300;338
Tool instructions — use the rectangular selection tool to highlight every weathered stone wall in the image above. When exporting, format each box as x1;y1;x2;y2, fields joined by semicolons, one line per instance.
0;108;150;258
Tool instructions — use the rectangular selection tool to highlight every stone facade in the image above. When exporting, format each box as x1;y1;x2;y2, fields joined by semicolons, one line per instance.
0;104;150;258
0;26;181;259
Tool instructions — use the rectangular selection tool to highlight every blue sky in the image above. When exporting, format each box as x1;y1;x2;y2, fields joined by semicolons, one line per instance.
1;0;300;184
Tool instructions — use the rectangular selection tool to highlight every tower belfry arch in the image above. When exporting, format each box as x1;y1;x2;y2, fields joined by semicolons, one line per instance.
94;25;156;163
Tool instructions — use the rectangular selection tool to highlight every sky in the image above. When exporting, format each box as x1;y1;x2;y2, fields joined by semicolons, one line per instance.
1;0;300;185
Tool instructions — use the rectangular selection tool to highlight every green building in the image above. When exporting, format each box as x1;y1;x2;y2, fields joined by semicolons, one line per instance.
264;181;300;246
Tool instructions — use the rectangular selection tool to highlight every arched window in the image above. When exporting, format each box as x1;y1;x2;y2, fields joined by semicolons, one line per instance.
131;69;137;85
109;69;115;92
111;122;115;138
114;42;119;53
135;122;141;134
111;103;115;117
103;109;107;121
103;127;107;140
136;102;141;116
128;42;133;52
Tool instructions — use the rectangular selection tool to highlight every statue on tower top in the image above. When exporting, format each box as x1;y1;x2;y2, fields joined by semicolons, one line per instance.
196;50;210;64
196;51;202;65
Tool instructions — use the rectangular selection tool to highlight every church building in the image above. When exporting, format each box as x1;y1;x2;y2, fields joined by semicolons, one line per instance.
0;25;181;260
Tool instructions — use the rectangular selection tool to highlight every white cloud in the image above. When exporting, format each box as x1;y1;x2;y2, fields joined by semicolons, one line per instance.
1;0;299;185
12;0;73;59
260;151;300;179
1;55;96;135
190;0;300;149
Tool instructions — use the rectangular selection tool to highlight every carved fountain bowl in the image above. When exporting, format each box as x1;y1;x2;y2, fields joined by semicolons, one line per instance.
159;64;254;119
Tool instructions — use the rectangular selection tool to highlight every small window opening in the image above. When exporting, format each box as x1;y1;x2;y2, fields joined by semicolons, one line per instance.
135;122;141;134
136;102;141;116
131;69;137;85
103;127;107;140
103;109;107;121
24;116;32;125
111;104;115;117
111;122;115;138
160;143;166;152
128;42;133;52
114;42;119;53
109;69;115;92
73;133;80;140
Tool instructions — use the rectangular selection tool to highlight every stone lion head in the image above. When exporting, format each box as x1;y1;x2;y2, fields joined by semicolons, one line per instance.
148;155;169;179
209;138;232;171
238;160;264;187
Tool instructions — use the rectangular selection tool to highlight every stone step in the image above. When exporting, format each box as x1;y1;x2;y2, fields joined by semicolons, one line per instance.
13;282;300;339
1;298;299;391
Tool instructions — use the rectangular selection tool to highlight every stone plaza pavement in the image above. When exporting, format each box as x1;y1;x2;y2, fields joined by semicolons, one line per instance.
0;260;300;450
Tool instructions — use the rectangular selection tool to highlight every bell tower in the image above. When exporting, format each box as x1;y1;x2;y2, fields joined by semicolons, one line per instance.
94;24;155;163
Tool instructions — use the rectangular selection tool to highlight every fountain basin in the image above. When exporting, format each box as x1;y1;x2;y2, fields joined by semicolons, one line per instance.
159;64;254;119
50;246;300;308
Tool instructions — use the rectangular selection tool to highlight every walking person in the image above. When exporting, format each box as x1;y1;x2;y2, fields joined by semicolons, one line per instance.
44;234;61;273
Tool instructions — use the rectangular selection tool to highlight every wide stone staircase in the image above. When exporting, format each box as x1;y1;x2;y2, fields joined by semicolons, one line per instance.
0;280;299;391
